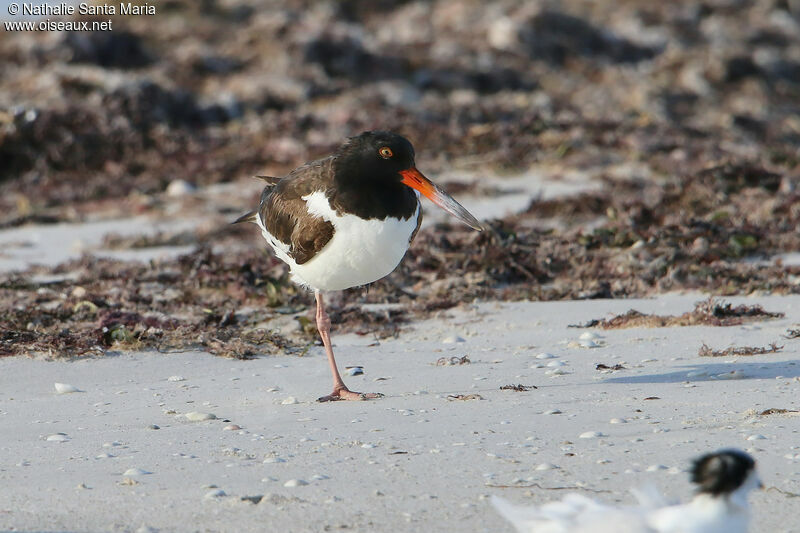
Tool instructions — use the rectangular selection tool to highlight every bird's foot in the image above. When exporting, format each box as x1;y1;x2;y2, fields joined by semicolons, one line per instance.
317;387;384;402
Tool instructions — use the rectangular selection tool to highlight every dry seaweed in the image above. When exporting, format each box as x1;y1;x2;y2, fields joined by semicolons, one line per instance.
576;298;784;330
435;356;471;366
698;342;783;357
499;384;537;391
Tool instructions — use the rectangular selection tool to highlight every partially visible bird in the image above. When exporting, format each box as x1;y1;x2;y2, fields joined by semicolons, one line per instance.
235;131;482;402
491;449;762;533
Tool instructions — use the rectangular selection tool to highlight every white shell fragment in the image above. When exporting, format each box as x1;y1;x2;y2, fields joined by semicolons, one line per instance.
123;468;151;476
281;397;299;405
167;375;186;382
345;366;364;376
46;433;70;442
442;335;466;344
54;383;81;394
535;353;557;359
283;479;308;487
579;431;606;439
185;412;217;421
204;489;226;499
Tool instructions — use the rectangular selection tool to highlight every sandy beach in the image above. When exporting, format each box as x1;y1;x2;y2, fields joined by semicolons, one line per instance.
3;0;800;531
2;294;799;532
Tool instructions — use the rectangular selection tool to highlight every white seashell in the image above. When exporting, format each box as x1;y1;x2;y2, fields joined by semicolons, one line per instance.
204;489;226;499
283;479;308;487
361;443;376;449
345;367;364;376
54;383;80;394
535;463;559;471
747;434;767;441
185;412;216;421
167;375;186;382
543;409;562;415
579;332;601;340
535;353;556;359
123;468;151;476
442;335;466;344
609;418;626;424
46;433;69;442
281;396;298;405
579;431;605;439
311;474;329;481
223;424;241;431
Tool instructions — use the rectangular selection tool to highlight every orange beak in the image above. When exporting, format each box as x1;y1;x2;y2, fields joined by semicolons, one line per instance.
400;168;483;231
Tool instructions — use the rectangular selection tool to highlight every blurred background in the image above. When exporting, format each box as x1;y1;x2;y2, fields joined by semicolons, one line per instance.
1;0;799;357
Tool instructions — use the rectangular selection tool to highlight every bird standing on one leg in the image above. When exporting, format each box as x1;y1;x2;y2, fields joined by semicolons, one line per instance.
235;131;483;402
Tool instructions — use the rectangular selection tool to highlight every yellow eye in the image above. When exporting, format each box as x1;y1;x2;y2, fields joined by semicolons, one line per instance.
379;147;393;159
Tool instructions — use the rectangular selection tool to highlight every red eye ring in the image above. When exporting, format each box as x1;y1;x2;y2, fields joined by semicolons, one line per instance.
379;147;393;159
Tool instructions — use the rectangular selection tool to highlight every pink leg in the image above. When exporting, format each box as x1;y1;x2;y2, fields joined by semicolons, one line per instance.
314;291;382;402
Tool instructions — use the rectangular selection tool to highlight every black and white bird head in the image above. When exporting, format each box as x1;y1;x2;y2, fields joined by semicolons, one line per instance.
690;449;762;499
333;131;483;231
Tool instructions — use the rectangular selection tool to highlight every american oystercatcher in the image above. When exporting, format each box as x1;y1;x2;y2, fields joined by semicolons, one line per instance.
492;449;762;533
235;131;483;402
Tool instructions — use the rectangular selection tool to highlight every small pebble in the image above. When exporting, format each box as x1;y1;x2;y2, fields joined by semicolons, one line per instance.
148;424;160;430
647;464;668;472
345;367;364;376
185;412;216;421
281;397;299;405
579;431;605;439
543;409;562;415
54;383;80;394
167;375;186;382
71;286;87;299
609;418;626;424
283;479;308;487
46;433;69;442
442;335;466;344
535;463;559;471
535;353;556;359
747;434;767;441
166;179;197;197
223;424;241;431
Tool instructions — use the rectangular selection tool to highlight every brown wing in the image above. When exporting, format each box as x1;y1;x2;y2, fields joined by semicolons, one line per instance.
259;157;335;265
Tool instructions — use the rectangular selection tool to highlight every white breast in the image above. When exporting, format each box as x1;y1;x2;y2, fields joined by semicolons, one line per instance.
258;190;420;292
